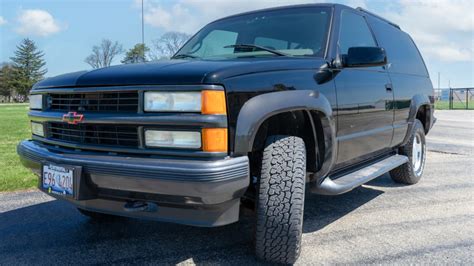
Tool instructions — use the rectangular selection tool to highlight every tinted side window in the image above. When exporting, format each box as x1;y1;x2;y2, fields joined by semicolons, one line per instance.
338;10;376;54
366;16;428;76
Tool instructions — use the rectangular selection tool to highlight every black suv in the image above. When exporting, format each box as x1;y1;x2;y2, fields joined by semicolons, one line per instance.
18;4;435;264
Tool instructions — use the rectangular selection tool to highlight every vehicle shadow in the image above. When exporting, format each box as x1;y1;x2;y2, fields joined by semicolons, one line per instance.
365;172;406;188
0;181;387;265
303;178;385;233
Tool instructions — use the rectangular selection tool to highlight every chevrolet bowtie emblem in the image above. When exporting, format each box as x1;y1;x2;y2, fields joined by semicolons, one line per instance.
62;112;84;124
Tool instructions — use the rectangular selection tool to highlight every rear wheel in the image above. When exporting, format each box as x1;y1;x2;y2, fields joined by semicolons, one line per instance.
255;135;306;264
390;119;426;184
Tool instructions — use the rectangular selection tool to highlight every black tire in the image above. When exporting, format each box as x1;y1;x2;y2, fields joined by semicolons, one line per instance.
77;208;118;221
390;119;426;184
255;135;306;264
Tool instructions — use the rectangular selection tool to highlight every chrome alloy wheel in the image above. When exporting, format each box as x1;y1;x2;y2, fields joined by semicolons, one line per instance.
412;131;424;174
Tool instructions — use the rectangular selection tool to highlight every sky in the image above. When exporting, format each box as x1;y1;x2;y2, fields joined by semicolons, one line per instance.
0;0;473;88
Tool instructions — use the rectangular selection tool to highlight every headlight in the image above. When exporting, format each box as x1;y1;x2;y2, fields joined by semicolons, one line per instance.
144;92;201;112
29;94;43;110
31;122;44;137
145;130;201;149
144;90;226;114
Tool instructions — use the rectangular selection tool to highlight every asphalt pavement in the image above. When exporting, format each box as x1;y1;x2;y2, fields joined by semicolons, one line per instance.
0;110;473;265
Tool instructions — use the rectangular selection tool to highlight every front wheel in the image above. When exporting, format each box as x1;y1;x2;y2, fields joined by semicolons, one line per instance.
255;135;306;264
390;119;426;184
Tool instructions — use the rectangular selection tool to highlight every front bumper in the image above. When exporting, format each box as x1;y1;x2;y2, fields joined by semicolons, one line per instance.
17;140;250;227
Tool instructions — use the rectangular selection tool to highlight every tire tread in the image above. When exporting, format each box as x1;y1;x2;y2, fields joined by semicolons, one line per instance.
255;135;306;264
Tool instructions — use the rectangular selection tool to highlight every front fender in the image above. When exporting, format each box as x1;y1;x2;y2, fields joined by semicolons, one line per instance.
233;90;335;157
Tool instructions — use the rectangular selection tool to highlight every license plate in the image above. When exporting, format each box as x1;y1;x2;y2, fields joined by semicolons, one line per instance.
42;164;74;196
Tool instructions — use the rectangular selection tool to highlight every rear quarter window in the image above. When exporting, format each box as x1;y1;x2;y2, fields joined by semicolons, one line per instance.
366;16;428;76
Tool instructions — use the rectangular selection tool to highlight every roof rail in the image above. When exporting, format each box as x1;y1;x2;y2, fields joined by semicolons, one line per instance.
356;7;401;30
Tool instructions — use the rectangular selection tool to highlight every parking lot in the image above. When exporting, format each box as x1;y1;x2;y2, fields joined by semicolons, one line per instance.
0;110;472;264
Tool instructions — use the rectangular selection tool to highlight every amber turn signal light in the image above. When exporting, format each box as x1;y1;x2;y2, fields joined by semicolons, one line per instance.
202;128;228;152
201;90;226;115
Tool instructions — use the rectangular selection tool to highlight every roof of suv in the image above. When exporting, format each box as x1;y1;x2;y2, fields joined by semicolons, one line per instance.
356;7;400;29
211;3;401;30
212;3;335;23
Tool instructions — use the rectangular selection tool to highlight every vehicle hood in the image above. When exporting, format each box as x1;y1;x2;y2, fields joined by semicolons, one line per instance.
33;58;326;89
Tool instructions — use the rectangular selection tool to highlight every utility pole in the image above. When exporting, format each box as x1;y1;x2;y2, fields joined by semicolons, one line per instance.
141;0;145;45
437;72;440;89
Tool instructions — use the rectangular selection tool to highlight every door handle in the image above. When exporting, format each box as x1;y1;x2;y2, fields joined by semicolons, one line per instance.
385;83;393;92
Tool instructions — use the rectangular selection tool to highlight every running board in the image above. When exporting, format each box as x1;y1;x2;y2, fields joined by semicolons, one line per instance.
312;155;409;195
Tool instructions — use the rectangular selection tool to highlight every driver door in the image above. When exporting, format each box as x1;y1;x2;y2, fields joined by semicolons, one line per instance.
334;9;394;165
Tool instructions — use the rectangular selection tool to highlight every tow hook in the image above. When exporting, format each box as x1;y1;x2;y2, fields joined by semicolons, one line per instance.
123;201;158;213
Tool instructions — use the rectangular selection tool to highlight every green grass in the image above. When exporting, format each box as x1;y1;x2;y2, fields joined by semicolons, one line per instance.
0;104;37;191
435;101;474;110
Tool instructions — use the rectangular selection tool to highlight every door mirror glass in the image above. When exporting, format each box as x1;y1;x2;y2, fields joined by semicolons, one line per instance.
343;47;387;68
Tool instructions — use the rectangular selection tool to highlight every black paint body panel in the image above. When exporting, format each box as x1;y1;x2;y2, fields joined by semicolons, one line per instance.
28;3;435;183
19;3;435;226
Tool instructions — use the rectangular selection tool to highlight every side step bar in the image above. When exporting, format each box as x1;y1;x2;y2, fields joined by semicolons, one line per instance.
312;155;409;195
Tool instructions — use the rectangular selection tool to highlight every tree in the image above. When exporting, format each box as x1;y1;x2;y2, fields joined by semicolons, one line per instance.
9;38;47;96
85;39;124;69
0;64;15;101
122;43;150;64
151;31;191;60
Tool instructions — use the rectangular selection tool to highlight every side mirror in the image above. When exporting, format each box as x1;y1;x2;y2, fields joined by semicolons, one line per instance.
342;47;387;68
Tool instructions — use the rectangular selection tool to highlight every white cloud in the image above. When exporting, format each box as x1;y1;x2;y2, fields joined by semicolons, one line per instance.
0;16;6;26
426;46;472;61
382;0;474;62
144;2;197;32
140;0;367;33
15;9;63;37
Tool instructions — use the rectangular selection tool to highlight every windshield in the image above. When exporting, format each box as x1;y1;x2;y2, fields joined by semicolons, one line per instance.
175;7;331;60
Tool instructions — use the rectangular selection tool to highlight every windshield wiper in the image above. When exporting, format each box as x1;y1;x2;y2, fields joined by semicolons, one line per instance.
224;44;291;57
171;54;200;59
